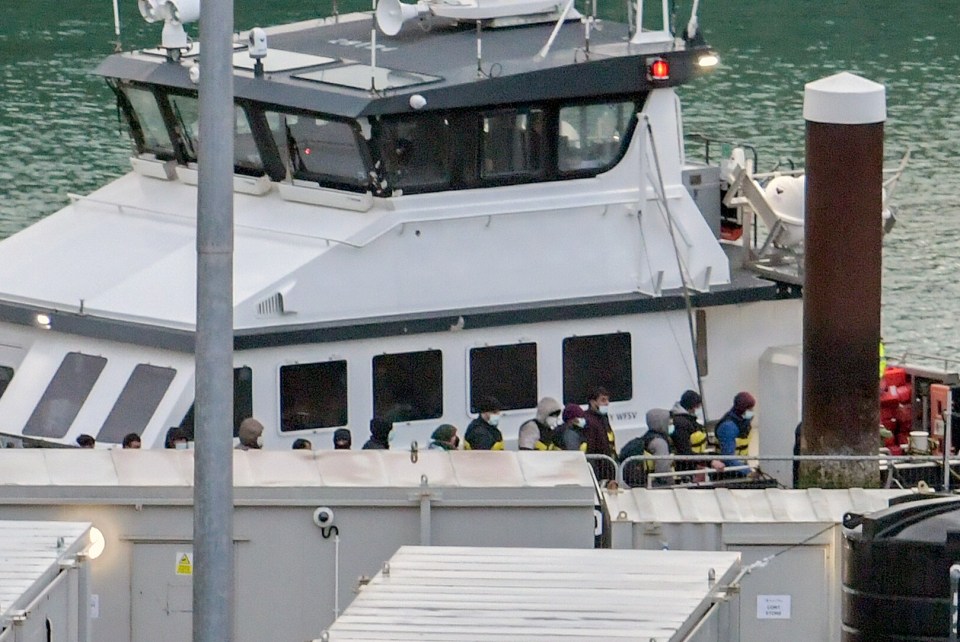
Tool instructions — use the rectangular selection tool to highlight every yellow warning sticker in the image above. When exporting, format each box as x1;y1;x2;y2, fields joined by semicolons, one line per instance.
175;551;193;576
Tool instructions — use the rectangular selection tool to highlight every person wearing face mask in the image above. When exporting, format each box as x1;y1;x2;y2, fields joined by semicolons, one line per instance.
428;424;460;450
670;390;708;472
584;387;618;480
715;392;756;473
464;396;505;450
618;408;674;487
552;404;588;451
518;397;563;451
236;417;264;450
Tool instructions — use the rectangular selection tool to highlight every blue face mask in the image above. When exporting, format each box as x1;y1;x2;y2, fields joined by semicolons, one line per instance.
668;424;675;436
743;410;755;421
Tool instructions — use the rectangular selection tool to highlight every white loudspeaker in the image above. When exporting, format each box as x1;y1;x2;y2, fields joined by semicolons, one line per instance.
376;0;424;36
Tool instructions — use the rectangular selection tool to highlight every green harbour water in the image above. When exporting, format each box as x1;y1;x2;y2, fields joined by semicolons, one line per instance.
0;1;957;357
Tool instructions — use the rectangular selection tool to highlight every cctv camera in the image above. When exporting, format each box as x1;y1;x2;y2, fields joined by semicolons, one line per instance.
248;27;268;60
313;506;335;527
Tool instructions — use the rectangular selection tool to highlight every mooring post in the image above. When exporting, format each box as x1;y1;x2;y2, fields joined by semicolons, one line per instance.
800;72;886;488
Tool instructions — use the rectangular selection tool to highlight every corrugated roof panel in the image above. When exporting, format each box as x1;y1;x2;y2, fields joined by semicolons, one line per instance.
0;521;90;622
606;488;908;524
323;546;740;641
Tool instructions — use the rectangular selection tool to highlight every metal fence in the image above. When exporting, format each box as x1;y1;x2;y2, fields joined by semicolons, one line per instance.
589;453;960;491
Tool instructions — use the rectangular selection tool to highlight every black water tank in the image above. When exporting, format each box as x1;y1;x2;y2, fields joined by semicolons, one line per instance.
843;495;960;641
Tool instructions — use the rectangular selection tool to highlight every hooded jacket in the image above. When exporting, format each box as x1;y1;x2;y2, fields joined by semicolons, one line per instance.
670;402;707;471
363;418;392;450
236;418;264;450
618;409;673;486
518;397;563;450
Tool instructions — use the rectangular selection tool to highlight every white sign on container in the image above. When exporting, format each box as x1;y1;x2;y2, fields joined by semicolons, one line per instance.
757;594;791;619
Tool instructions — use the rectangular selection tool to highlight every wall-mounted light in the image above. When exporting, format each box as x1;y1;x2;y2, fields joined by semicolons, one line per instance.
87;526;106;560
35;313;51;329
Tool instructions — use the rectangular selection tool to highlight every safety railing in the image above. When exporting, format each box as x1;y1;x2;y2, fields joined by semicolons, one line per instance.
600;453;960;491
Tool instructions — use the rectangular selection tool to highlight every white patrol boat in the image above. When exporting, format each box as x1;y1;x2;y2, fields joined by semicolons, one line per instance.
0;0;812;450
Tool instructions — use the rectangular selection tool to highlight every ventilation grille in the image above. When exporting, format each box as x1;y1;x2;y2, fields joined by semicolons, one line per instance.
256;293;285;317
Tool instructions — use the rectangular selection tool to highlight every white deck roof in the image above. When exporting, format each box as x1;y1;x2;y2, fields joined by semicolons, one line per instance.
604;487;908;524
0;450;594;489
0;521;90;623
321;546;739;641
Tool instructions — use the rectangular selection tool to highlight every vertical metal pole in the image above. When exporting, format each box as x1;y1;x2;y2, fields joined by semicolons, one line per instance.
77;555;91;642
800;73;886;489
419;475;431;546
950;563;960;642
946;389;954;491
193;0;235;639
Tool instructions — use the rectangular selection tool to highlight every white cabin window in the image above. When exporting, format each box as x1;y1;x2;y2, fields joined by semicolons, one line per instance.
96;364;176;444
562;333;632;404
23;353;107;439
469;343;538;413
558;102;634;173
373;350;443;423
280;361;348;431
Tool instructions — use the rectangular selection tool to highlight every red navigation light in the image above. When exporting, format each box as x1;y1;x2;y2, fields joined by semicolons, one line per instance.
304;147;312;155
649;58;670;80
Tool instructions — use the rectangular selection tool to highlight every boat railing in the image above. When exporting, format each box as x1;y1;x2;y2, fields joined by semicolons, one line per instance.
610;453;960;491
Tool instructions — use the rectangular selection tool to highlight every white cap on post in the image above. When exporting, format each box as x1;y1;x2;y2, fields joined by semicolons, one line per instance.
803;72;886;125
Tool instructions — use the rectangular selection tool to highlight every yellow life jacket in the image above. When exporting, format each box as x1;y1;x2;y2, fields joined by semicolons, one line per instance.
690;430;708;454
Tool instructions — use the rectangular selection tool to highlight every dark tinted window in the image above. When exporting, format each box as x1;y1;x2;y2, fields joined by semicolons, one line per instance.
24;353;107;438
120;85;176;159
469;343;537;412
177;366;253;440
0;366;12;401
97;364;176;443
562;333;632;403
378;114;451;191
280;361;348;431
373;350;442;422
266;111;369;188
481;108;545;179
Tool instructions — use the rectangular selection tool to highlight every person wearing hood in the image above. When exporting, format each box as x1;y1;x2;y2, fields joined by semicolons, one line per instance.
362;418;392;450
464;396;505;450
716;392;756;473
552;403;587;451
670;390;708;472
618;408;673;487
518;397;563;450
428;424;459;450
236;417;264;450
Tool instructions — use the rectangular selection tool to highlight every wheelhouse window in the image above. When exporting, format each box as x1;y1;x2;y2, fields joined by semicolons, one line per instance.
23;353;107;439
562;333;632;403
280;360;348;431
0;366;13;401
481;108;545;179
117;84;176;159
373;350;442;422
558;102;634;173
377;114;451;191
168;93;199;160
469;343;537;413
96;364;176;443
266;111;370;190
177;366;253;439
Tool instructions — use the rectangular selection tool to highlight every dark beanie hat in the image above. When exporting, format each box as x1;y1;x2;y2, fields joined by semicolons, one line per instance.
477;396;501;414
333;428;352;446
734;391;756;413
370;417;393;439
562;403;586;422
680;390;702;411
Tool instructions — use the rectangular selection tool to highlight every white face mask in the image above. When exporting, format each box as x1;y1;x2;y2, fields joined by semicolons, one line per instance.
548;414;562;428
668;424;675;436
598;404;609;416
574;417;587;429
743;410;755;421
175;441;188;450
487;413;501;426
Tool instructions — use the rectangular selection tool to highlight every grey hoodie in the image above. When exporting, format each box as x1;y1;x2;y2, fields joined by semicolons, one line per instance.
644;408;673;478
518;397;563;450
